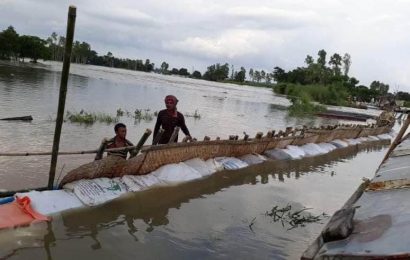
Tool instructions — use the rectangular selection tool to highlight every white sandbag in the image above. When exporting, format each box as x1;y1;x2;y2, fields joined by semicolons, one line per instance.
239;153;267;165
264;149;292;160
121;174;163;192
368;135;380;141
16;190;84;215
357;137;370;142
183;158;214;177
215;157;249;170
282;148;302;159
317;143;337;153
66;178;129;206
282;145;306;159
205;158;224;172
287;145;306;157
377;134;392;140
330;139;349;148
344;138;362;145
151;162;202;184
300;143;327;156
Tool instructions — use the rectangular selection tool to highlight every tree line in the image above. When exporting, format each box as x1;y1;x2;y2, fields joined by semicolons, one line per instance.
1;25;410;105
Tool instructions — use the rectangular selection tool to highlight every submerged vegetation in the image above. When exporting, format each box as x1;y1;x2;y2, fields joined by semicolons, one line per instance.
184;109;201;119
288;94;327;117
266;204;328;230
66;110;118;124
65;108;201;125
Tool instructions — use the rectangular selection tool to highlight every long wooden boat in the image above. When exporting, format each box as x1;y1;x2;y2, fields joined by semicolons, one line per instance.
60;118;394;186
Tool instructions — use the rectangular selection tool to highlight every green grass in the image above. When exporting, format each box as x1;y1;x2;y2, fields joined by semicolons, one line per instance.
273;83;349;106
65;110;119;124
288;93;327;116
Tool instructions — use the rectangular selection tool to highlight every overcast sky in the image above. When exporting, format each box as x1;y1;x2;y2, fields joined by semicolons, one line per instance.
1;0;410;91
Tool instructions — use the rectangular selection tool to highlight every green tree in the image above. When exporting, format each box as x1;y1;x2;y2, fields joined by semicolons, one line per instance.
192;70;202;79
160;62;169;73
249;68;254;82
272;67;286;83
329;53;342;76
0;26;19;60
317;49;327;68
179;68;189;76
342;53;351;76
18;35;48;62
234;67;246;82
305;55;314;66
370;81;389;95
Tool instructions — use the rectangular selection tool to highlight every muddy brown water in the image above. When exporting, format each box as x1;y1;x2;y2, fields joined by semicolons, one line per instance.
0;61;390;259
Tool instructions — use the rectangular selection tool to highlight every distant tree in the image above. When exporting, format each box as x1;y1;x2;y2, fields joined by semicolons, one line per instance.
261;70;266;82
234;67;246;82
254;70;261;83
370;81;389;95
160;62;169;73
329;53;342;76
317;49;327;68
249;68;254;82
272;67;286;83
144;59;154;72
18;35;48;62
192;70;202;79
0;26;19;60
179;68;189;76
305;55;314;66
342;53;351;76
170;68;179;74
203;63;229;81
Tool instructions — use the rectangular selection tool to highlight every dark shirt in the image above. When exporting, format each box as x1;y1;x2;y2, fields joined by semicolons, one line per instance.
153;109;190;144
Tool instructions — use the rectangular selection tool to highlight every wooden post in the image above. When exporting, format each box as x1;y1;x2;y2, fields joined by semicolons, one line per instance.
130;129;152;158
152;128;165;145
48;6;76;189
168;127;180;143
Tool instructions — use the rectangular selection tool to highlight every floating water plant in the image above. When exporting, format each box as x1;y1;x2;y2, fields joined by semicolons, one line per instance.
266;204;328;230
185;109;201;119
65;110;119;124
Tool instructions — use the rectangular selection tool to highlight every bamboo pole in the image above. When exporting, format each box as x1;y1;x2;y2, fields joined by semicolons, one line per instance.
381;117;410;163
168;127;180;143
0;145;151;157
152;128;165;145
48;6;76;189
130;129;152;158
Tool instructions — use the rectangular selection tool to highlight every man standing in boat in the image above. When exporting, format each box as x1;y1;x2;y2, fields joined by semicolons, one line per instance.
153;95;192;144
95;123;136;160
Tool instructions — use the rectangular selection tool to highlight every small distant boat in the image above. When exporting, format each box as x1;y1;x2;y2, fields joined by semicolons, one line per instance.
0;115;33;121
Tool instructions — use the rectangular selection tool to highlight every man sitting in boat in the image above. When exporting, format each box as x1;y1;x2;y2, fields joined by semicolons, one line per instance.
153;95;192;144
95;123;136;160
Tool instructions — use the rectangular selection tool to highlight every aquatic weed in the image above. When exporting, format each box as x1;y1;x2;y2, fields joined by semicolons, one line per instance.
265;204;328;230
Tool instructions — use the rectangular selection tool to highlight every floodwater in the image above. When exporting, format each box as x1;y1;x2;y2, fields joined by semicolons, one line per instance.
0;61;391;259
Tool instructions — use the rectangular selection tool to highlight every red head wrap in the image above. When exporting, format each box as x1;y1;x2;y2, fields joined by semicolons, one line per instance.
165;95;178;105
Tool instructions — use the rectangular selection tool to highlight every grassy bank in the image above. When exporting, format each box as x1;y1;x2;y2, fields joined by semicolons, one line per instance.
273;83;349;106
223;79;273;88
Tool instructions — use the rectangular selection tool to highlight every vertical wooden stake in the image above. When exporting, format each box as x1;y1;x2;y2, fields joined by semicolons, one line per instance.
130;129;152;158
48;6;76;189
168;127;180;143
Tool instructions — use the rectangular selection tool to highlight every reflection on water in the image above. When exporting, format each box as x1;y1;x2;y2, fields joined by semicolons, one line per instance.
0;142;388;259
